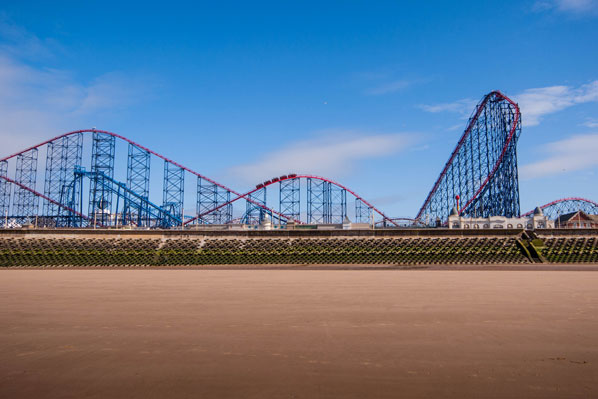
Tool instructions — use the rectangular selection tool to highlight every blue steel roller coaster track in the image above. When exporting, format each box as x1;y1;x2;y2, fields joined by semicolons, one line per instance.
0;129;397;227
2;90;589;228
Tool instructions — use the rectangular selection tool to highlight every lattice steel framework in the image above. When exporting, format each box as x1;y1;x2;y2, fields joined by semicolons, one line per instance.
279;178;300;222
75;167;181;228
63;171;85;228
43;134;83;225
1;129;398;228
0;160;10;225
416;91;521;225
355;198;372;224
522;198;598;220
163;161;184;223
328;184;347;224
12;148;39;223
243;187;267;224
196;178;232;224
88;132;115;225
307;178;347;224
307;178;326;224
125;143;151;226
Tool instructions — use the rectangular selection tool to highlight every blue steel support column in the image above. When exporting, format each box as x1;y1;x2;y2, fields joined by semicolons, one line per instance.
279;178;300;222
244;187;267;224
219;189;233;224
43;133;83;226
307;178;326;224
163;161;184;227
88;132;115;226
328;185;347;224
64;169;84;227
12;148;39;224
355;198;372;224
0;161;10;226
196;178;232;224
125;143;150;226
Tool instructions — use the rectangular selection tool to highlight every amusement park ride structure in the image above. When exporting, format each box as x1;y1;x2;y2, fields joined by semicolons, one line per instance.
0;91;596;228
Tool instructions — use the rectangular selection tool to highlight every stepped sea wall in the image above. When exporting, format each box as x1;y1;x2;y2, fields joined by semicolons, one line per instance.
0;229;596;266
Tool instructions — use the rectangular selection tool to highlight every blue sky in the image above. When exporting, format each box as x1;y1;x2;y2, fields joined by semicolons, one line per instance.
0;0;597;218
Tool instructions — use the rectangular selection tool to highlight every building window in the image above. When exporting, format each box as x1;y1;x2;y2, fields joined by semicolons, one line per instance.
507;224;513;228
484;224;489;228
517;224;523;228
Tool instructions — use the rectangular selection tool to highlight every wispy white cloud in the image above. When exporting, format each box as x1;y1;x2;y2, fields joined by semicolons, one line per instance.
365;80;411;95
447;123;464;131
582;118;598;128
419;82;598;127
520;133;598;179
534;0;598;13
0;18;157;154
367;193;406;206
0;13;63;60
418;98;477;116
228;131;415;183
516;81;598;126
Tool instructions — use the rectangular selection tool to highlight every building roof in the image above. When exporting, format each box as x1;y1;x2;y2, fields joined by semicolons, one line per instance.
556;210;594;224
533;206;543;216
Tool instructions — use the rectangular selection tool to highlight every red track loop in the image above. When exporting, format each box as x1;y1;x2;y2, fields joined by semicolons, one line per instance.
521;197;598;217
0;130;397;226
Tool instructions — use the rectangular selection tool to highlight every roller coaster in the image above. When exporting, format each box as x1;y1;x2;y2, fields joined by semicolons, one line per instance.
0;90;594;228
0;129;395;228
416;91;522;224
522;198;598;220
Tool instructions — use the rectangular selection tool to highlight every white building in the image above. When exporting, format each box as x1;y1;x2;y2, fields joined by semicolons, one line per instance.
448;207;554;230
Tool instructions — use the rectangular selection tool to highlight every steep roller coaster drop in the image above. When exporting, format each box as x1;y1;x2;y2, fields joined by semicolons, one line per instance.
0;91;594;228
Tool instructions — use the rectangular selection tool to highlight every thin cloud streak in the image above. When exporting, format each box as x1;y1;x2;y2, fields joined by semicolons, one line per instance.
534;0;598;13
516;81;598;126
582;118;598;128
228;132;415;183
0;19;158;154
419;81;598;127
418;98;477;115
520;133;598;179
365;80;411;95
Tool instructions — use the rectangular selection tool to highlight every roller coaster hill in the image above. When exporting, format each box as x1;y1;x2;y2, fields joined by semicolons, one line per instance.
0;90;597;230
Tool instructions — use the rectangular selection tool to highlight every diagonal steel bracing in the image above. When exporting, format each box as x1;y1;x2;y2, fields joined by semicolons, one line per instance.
416;91;521;225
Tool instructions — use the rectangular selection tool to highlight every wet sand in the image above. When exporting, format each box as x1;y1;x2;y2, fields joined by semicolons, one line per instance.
1;270;597;398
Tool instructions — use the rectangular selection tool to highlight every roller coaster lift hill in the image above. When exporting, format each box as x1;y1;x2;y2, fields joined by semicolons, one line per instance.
0;91;596;228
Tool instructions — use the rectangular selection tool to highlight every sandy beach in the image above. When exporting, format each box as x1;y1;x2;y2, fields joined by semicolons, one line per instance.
1;269;597;398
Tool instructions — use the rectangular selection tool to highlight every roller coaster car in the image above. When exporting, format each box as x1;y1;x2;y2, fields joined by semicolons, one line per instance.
256;183;264;189
263;180;271;185
288;173;297;178
279;175;287;180
271;177;280;183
